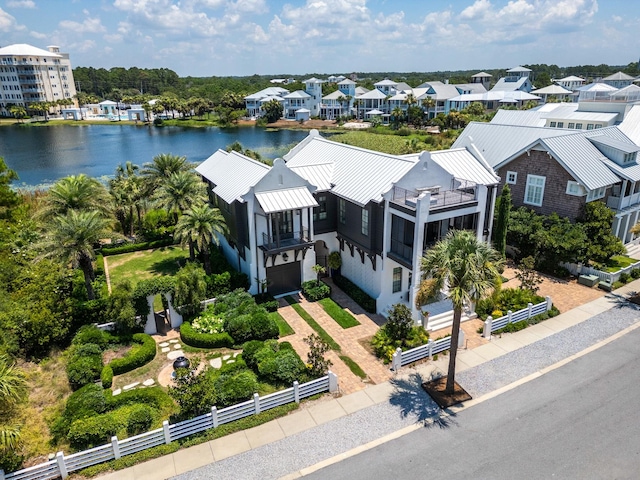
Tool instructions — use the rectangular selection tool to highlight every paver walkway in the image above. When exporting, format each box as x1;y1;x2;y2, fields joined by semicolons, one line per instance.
277;299;364;394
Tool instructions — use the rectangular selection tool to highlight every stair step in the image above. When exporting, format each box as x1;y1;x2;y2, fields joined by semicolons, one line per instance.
426;311;477;332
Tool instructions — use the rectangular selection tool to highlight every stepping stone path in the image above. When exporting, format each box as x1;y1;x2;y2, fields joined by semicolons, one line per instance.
173;344;182;349
161;347;170;353
167;350;185;360
123;381;140;391
209;357;222;369
169;339;179;344
159;342;169;348
113;388;121;396
222;354;231;360
142;379;155;386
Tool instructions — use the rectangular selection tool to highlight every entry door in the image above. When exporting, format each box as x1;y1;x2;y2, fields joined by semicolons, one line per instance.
267;261;301;296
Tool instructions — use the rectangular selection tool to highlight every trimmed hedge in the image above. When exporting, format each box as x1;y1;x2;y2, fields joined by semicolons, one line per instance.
180;322;234;349
68;406;134;449
333;275;376;313
100;238;176;256
101;365;113;389
108;333;156;375
66;343;104;390
126;405;154;436
301;280;331;301
106;386;173;411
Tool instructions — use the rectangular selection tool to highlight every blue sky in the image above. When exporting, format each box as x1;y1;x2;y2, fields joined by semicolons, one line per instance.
0;0;638;77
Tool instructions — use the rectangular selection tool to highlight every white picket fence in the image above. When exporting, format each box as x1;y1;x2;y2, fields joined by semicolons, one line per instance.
0;373;338;480
482;297;552;338
561;261;640;284
391;335;458;371
390;297;553;371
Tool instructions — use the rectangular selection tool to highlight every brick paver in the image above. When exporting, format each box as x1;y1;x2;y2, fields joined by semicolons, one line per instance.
276;299;365;395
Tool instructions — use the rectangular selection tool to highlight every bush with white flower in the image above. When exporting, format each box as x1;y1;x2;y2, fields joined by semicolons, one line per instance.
192;307;225;335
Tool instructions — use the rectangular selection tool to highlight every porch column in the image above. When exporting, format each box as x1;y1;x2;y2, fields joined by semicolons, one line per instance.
410;192;430;324
144;295;156;334
267;213;272;248
623;213;632;244
166;293;183;329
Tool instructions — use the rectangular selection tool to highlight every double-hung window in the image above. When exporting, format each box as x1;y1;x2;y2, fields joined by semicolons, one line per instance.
361;208;369;236
339;198;346;224
392;267;402;293
524;175;545;207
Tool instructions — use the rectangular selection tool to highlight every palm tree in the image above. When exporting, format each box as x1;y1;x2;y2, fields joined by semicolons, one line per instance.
38;174;112;219
142;153;191;191
422;96;436;119
153;170;206;223
419;230;503;394
9;105;26;123
110;161;144;236
0;355;27;450
353;98;362;120
38;210;115;299
174;203;228;274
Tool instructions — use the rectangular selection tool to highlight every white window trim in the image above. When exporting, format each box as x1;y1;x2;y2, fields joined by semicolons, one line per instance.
586;187;606;202
506;171;517;185
524;174;546;207
566;180;586;196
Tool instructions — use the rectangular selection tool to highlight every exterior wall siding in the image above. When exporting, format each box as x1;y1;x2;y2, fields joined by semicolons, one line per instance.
497;149;586;220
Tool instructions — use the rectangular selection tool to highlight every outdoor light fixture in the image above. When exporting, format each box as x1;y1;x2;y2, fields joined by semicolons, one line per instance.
282;252;289;261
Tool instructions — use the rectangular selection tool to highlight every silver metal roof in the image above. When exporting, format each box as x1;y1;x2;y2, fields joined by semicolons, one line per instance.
601;158;640;182
255;187;318;214
357;89;387;99
283;90;311;99
0;43;61;57
195;150;269;204
490;110;546;127
531;84;573;95
285;134;416;206
430;149;499;185
491;76;530;92
619;105;640;145
288;163;334;191
603;71;635;81
588;135;640;153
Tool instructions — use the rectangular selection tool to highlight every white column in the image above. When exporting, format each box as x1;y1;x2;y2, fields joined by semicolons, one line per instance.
166;293;183;329
410;192;430;323
144;295;156;334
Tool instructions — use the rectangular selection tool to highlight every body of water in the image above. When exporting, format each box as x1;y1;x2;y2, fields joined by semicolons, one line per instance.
0;124;310;188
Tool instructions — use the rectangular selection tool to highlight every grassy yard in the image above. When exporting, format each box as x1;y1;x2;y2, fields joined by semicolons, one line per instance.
106;246;190;288
270;311;295;337
602;255;640;272
284;296;341;351
318;298;360;328
339;355;367;379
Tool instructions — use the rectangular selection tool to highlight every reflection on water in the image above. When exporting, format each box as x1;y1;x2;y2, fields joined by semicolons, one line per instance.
0;124;309;188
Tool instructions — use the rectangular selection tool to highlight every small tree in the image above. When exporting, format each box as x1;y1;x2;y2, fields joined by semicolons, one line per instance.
304;333;332;377
515;256;543;293
580;201;625;264
384;304;414;342
327;251;341;275
173;262;207;319
311;264;326;286
107;281;139;333
494;184;511;257
168;361;217;420
263;99;283;123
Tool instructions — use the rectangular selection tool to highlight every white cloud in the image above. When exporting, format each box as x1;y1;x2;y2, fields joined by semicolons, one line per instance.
30;30;46;39
6;0;36;8
68;39;96;53
460;0;492;20
0;7;24;31
59;15;106;33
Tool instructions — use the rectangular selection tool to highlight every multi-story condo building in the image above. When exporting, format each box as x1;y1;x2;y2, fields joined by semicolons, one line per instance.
0;43;76;115
196;130;499;327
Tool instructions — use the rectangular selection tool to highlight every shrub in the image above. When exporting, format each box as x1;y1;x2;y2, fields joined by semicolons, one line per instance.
126;405;154;436
304;333;332;377
108;333;156;375
106;387;173;411
101;365;113;389
259;349;305;384
333;275;376;312
631;268;640;279
192;306;225;334
613;280;624;289
619;272;631;284
68;409;128;449
100;238;175;256
205;271;232;298
72;325;111;348
214;370;258;407
180;322;233;349
384;304;413;341
66;343;104;390
64;384;107;422
371;325;430;363
301;280;331;301
241;340;266;371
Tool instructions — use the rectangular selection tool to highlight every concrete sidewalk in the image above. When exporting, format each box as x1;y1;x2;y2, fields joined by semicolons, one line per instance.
97;283;640;480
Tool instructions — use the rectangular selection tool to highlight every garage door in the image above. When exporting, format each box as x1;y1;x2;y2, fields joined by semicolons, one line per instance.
267;261;301;296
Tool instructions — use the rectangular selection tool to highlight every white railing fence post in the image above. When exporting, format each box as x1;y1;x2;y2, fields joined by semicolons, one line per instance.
484;316;493;339
328;371;338;393
527;302;533;318
211;406;219;428
293;381;300;403
56;452;68;479
253;393;261;414
162;420;171;444
427;339;434;359
111;436;121;460
507;310;513;324
546;296;552;311
458;328;465;348
391;347;402;371
0;468;5;480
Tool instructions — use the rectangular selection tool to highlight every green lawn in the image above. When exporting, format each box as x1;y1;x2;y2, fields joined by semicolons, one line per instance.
339;355;367;379
270;311;295;337
106;246;190;288
318;298;360;328
284;296;340;351
601;255;640;272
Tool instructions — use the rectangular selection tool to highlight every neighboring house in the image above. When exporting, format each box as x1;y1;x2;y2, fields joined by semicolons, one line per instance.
196;130;500;326
491;66;534;93
553;75;585;91
244;86;289;118
445;90;540;113
282;90;312;119
453;122;640;244
530;84;575;103
471;71;492;91
603;71;635;89
0;43;77;116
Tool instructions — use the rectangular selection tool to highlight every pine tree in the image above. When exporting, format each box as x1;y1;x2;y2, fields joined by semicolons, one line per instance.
494;184;511;257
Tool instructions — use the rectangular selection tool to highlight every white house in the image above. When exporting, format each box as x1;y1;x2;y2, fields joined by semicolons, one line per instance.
196;130;500;327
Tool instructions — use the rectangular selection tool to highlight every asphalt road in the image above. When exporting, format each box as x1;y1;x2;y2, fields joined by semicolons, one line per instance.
304;326;640;480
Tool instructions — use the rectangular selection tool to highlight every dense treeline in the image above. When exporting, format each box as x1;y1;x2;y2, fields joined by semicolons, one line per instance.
73;62;640;101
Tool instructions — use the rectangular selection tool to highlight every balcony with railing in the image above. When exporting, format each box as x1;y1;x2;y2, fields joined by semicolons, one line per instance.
387;238;413;268
391;185;478;211
607;191;640;211
261;229;312;252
